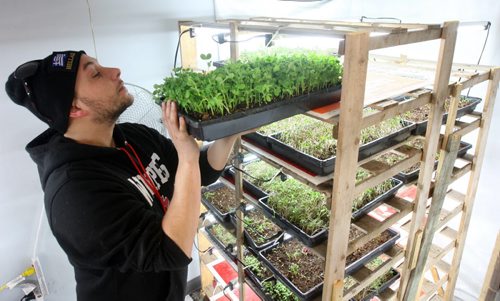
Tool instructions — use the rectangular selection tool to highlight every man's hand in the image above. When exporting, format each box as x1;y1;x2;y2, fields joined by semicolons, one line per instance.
162;101;200;163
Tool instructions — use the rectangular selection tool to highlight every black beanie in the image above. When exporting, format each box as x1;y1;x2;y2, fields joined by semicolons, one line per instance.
5;50;86;133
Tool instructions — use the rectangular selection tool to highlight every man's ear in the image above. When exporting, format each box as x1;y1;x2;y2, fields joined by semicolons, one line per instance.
69;102;89;118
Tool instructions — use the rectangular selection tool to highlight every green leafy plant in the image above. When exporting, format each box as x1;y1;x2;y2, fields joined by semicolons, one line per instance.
244;254;270;280
243;211;281;245
401;96;475;123
210;224;235;247
288;263;300;276
275;115;406;160
153;51;343;120
262;278;299;301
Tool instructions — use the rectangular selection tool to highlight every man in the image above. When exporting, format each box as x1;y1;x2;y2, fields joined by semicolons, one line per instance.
5;51;240;300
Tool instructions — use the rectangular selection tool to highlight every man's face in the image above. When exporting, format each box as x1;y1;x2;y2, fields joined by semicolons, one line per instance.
73;54;133;124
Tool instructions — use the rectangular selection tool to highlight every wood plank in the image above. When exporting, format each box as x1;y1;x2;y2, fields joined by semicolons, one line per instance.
434;260;451;273
420;276;448;301
439;226;458;240
453;117;481;137
445;70;500;300
430;267;445;297
178;22;197;69
479;232;500;301
368;28;443;50
349;197;413;254
356;151;422;196
338;27;442;53
400;21;459;301
369;99;400;110
323;31;370;301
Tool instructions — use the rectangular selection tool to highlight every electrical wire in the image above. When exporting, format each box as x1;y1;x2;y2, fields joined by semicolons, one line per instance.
211;33;268;44
173;29;192;70
466;21;491;97
360;16;402;23
85;0;98;59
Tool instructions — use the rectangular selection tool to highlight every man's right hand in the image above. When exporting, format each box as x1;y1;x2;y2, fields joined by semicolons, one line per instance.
162;101;200;164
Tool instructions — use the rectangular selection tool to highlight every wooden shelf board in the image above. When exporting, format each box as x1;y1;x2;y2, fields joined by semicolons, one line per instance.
312;196;413;258
419;275;448;301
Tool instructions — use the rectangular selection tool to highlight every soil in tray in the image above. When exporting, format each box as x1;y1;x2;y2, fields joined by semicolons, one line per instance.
203;185;241;215
243;209;282;245
273;114;406;160
351;269;398;301
264;239;325;294
401;96;476;123
346;230;393;267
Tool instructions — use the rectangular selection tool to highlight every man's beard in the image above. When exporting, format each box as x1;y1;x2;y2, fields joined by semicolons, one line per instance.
80;93;134;125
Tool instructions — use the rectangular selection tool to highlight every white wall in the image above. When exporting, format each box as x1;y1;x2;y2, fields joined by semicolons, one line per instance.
0;0;498;300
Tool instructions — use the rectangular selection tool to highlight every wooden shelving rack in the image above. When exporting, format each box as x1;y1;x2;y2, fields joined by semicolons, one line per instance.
178;18;499;301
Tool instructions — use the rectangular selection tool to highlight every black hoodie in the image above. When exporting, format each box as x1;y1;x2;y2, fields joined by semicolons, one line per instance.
26;123;222;301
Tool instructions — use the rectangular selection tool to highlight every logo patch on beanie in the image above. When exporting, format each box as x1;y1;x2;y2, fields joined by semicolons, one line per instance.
51;52;77;71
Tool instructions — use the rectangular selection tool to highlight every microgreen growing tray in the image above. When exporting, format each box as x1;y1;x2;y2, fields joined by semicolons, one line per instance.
182;86;341;141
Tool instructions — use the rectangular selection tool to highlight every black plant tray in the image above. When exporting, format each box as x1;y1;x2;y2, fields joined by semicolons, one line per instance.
267;120;416;176
403;96;482;135
201;181;243;223
258;237;324;300
349;268;401;301
181;85;342;141
221;169;269;201
242;132;272;150
258;197;328;247
345;228;400;275
204;223;237;261
394;141;472;184
229;205;284;252
351;178;403;221
257;276;302;301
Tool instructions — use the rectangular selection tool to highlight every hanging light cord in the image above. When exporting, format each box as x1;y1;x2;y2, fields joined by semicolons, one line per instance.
85;0;98;59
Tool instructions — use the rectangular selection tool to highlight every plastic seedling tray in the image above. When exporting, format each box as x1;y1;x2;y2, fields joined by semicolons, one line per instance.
267;120;416;176
201;182;235;223
229;205;284;252
204;223;237;261
258;197;328;247
351;178;403;221
394;141;472;184
181;86;342;141
242;132;272;150
349;268;401;301
402;96;482;135
345;228;400;275
221;169;269;201
258;237;324;301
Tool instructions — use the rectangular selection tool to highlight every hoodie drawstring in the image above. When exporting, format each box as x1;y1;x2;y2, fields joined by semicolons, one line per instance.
119;142;169;213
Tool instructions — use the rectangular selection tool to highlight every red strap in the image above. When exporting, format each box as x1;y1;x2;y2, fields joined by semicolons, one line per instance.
120;142;169;213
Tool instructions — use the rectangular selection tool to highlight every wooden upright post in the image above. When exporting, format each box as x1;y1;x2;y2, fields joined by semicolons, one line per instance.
178;22;197;69
322;31;370;301
398;21;459;300
444;68;500;299
479;232;500;301
228;21;246;301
